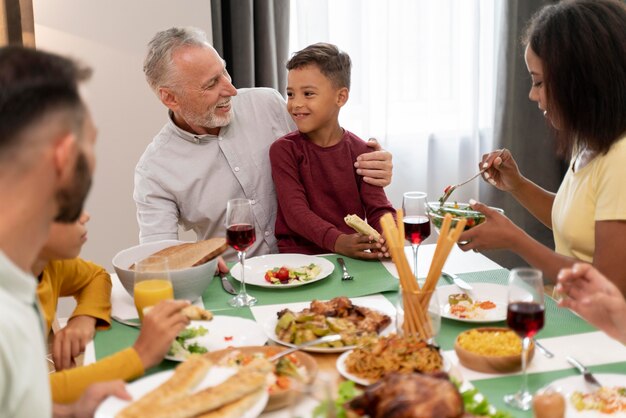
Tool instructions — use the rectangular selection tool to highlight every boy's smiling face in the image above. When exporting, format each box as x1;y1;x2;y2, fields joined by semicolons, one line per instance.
286;64;347;138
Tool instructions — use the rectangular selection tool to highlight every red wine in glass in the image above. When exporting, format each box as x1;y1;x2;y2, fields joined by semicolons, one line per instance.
226;223;256;251
507;302;545;338
404;216;431;244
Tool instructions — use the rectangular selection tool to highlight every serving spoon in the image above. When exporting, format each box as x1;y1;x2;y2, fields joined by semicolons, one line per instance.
268;334;343;361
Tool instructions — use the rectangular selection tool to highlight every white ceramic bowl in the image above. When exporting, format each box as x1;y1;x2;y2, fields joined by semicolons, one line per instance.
112;240;217;301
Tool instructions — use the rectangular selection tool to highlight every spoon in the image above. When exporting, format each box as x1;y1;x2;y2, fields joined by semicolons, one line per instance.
439;168;489;205
268;334;343;361
440;150;505;205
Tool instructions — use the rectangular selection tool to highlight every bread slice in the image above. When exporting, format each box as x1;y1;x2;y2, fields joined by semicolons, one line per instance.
142;305;213;321
116;356;212;418
195;389;265;418
146;358;272;418
344;214;381;240
130;238;227;270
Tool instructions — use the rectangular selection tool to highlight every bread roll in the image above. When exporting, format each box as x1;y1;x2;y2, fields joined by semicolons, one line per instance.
344;214;381;240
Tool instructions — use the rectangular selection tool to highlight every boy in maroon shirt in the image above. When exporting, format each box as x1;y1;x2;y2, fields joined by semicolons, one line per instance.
269;43;395;259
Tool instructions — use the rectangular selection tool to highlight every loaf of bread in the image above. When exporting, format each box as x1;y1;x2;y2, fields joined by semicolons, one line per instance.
116;356;212;418
344;214;381;240
130;238;227;270
146;358;272;418
195;389;265;418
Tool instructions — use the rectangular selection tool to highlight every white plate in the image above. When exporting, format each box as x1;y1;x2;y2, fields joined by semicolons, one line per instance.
230;254;335;288
438;283;508;323
336;349;451;386
263;300;395;353
543;374;626;417
165;316;268;362
95;366;268;418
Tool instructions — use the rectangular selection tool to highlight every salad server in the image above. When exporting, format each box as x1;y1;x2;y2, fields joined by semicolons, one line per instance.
441;271;474;293
268;334;342;361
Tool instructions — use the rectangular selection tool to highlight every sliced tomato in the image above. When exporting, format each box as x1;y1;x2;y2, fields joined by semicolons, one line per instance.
264;271;275;282
276;267;290;281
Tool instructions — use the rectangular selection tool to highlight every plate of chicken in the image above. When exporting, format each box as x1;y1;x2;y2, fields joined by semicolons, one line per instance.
264;296;394;353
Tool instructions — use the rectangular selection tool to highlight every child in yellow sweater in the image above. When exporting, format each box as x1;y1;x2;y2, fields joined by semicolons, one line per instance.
34;212;191;403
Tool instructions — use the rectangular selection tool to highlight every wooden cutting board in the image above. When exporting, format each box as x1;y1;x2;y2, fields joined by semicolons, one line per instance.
132;238;228;270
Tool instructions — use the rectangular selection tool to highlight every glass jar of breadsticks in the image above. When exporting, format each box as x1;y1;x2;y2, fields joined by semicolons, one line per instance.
396;285;441;342
381;211;466;343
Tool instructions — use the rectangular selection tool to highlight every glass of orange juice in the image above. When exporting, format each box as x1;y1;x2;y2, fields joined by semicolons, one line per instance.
134;256;174;321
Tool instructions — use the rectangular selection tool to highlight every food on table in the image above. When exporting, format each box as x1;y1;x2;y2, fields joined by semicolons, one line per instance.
570;386;626;414
117;357;272;418
456;328;521;357
217;348;309;394
129;237;228;270
447;293;497;320
347;372;464;418
116;355;213;417
448;293;472;305
344;214;381;240
533;391;565;418
344;334;443;382
264;263;321;285
168;326;209;359
274;297;391;348
425;202;503;232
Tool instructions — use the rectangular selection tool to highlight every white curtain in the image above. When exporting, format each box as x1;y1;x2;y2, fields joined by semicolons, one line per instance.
289;0;501;209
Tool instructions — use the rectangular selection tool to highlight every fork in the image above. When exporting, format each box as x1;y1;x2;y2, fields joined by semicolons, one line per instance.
439;168;489;205
337;258;354;281
440;150;504;205
566;356;603;388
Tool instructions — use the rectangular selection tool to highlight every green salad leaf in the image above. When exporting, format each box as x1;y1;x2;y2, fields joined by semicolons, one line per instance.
168;326;209;358
312;381;362;418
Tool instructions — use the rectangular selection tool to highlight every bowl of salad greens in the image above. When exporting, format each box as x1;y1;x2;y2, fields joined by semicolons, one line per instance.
425;201;504;233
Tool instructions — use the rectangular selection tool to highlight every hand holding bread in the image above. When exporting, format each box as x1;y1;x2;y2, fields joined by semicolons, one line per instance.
344;214;381;241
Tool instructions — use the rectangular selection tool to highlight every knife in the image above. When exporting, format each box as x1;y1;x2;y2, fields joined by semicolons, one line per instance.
441;271;474;292
566;356;603;388
218;271;238;295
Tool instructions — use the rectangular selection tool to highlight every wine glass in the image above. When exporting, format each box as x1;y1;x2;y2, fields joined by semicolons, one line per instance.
226;198;257;307
134;256;174;321
504;267;545;410
402;191;430;282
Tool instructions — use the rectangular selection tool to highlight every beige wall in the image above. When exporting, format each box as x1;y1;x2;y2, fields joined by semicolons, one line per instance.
33;0;210;270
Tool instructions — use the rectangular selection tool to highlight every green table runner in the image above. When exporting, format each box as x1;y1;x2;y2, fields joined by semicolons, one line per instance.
402;269;596;350
202;255;398;311
473;362;626;417
94;263;613;417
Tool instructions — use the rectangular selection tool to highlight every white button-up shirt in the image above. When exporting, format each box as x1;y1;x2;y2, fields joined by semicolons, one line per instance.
134;88;296;260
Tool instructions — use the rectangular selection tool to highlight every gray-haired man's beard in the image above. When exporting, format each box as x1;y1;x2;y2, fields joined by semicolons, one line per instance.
181;106;232;130
55;151;92;223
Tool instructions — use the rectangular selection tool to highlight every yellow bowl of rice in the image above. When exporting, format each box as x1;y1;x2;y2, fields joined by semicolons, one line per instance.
454;327;535;373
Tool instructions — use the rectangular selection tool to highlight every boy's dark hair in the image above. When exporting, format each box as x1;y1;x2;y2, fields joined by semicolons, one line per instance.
0;46;92;156
523;0;626;155
287;43;351;89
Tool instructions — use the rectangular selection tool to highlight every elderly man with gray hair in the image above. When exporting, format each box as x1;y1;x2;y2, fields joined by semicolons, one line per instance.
134;27;393;261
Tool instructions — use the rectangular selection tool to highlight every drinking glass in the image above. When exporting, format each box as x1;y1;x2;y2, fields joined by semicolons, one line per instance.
504;268;545;410
402;191;430;281
226;198;257;307
396;286;441;343
288;373;336;418
134;256;173;321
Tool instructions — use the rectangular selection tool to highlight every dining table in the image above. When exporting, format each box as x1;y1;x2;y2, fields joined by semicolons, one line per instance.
84;244;626;417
